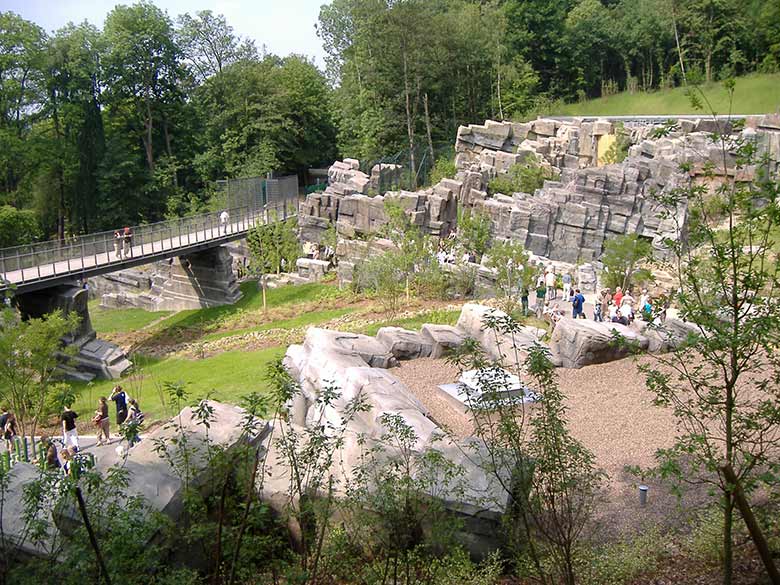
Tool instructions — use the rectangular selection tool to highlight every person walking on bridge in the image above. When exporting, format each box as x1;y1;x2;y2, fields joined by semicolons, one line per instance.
113;231;122;259
220;209;229;235
122;226;133;259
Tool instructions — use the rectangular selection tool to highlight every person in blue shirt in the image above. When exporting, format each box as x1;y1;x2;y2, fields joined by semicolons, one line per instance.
110;385;129;425
571;288;586;319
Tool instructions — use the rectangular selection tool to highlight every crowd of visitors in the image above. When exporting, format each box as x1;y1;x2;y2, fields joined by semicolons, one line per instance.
528;264;664;329
0;384;145;475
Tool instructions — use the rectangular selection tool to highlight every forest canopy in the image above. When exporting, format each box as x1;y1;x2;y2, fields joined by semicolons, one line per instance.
1;0;778;244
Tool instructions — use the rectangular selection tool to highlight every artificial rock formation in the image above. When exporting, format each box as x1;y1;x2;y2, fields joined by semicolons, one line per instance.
280;324;506;557
298;115;780;270
99;245;242;311
14;283;132;381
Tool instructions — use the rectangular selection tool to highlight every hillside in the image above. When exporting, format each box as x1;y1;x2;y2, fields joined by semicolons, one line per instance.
551;73;780;117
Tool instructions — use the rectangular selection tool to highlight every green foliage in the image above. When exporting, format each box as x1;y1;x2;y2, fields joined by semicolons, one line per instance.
485;240;533;313
448;317;603;585
600;233;653;291
247;217;301;275
601;123;631;164
428;155;457;186
488;159;548;196
457;209;492;261
640;91;780;583
352;252;406;317
0;205;41;247
576;528;665;585
341;412;468;578
0;308;80;437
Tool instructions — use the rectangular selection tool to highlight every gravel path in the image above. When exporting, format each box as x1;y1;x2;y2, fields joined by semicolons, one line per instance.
392;354;710;540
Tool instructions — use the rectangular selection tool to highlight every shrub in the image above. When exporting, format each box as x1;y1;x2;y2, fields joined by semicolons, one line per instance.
488;159;549;196
457;208;492;260
429;155;457;186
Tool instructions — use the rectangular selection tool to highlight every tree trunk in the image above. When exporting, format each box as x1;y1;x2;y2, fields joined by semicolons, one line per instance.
671;2;687;84
402;49;416;189
143;99;155;172
723;493;733;585
162;116;178;188
50;89;66;242
423;93;435;167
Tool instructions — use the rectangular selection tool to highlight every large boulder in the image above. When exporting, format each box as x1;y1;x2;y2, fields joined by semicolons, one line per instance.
420;324;467;358
549;318;649;368
456;303;546;361
631;318;700;353
376;327;433;360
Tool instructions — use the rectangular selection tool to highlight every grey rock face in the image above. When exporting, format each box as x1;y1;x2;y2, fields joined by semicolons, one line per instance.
376;327;433;360
15;284;132;380
549;318;649;368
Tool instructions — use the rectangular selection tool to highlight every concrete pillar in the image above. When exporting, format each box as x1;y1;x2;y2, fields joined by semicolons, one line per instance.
14;283;132;381
153;246;243;311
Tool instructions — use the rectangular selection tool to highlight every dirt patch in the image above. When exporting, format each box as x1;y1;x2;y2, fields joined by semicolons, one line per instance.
390;354;712;541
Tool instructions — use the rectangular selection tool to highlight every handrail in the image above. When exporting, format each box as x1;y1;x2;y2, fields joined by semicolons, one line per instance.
0;195;299;290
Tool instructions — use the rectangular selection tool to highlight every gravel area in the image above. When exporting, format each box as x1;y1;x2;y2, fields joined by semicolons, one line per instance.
391;354;710;540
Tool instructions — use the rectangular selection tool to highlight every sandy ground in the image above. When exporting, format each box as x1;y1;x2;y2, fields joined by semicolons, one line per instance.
392;355;711;541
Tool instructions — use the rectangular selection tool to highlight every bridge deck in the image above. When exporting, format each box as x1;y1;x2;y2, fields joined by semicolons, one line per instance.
1;201;296;295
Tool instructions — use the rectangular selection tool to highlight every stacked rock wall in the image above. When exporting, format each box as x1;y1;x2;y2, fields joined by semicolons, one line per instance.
299;115;780;268
99;246;242;311
299;161;458;245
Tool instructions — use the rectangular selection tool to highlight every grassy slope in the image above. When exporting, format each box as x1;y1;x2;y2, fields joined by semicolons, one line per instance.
551;73;780;116
73;282;462;426
90;301;171;333
71;346;286;423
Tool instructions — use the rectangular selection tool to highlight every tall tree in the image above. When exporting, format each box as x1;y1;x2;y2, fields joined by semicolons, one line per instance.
0;12;46;201
176;10;257;82
102;2;183;174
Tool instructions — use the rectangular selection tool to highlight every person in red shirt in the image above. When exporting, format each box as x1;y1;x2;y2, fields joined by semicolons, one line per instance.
613;286;624;308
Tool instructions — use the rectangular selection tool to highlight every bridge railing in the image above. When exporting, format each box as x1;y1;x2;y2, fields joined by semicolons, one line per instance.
0;196;299;287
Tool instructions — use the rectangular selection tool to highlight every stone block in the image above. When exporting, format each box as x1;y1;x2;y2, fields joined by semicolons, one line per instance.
420;324;467;358
376;327;433;360
533;118;557;137
591;120;612;136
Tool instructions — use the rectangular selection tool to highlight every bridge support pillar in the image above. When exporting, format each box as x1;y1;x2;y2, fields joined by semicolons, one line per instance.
15;284;132;381
153;246;243;311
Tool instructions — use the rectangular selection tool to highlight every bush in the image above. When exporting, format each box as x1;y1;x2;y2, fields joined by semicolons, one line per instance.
352;252;406;316
577;528;666;585
488;159;549;196
457;209;492;260
429;155;457;186
600;233;653;291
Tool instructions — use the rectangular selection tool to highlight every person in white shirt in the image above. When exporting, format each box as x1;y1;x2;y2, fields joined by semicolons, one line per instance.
220;210;229;235
545;269;556;300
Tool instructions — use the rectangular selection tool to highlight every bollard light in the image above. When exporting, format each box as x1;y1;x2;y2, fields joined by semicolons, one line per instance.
639;484;649;507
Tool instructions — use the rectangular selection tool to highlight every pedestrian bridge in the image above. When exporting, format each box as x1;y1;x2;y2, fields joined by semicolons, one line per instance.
0;181;299;295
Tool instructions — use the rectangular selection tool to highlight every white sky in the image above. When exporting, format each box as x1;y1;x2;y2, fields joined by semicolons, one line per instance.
2;0;330;67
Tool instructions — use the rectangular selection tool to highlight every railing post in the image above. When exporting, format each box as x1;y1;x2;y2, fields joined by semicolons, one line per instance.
81;239;86;271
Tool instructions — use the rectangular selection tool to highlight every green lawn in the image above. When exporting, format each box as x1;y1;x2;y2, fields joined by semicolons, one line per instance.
89;301;171;333
360;308;461;336
201;307;356;341
551;73;780;117
150;281;343;332
71;346;286;423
